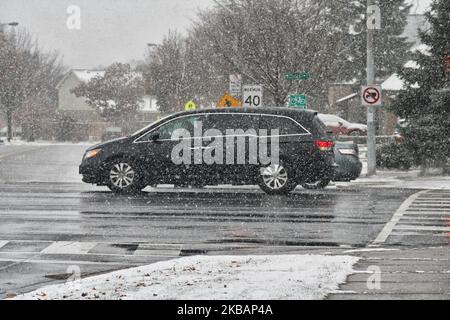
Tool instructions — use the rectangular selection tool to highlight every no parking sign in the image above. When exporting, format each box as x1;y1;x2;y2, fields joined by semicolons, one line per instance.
361;85;382;107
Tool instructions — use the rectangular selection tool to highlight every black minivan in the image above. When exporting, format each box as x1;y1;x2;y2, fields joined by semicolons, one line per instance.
80;108;335;195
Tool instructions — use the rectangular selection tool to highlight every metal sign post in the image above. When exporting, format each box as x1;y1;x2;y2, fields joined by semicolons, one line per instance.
365;0;380;177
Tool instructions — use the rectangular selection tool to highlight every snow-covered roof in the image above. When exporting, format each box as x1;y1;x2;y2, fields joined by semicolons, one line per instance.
382;58;422;91
382;73;404;91
56;69;105;89
410;43;431;55
72;70;105;83
406;0;432;15
404;60;420;69
402;14;429;46
382;72;420;92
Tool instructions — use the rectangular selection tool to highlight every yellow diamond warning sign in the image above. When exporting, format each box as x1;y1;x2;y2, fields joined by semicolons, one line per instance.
217;93;242;108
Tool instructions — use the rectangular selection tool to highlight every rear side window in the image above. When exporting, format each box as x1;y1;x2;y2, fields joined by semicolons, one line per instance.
313;116;332;139
203;114;259;134
260;115;309;136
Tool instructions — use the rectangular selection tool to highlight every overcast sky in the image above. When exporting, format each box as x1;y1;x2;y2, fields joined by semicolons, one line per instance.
0;0;213;69
1;0;431;70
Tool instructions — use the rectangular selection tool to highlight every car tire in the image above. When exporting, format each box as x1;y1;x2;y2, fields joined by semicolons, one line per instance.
301;179;331;190
106;159;146;194
258;162;297;195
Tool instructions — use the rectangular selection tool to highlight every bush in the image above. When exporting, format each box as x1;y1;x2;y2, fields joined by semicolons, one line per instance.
376;143;414;170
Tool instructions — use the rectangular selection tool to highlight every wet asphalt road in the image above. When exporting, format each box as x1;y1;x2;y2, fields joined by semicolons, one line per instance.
0;144;422;297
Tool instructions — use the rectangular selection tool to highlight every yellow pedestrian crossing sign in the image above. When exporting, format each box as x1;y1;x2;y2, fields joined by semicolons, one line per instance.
184;100;197;111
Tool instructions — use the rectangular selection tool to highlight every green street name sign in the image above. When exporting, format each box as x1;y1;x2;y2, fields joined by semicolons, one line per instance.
290;94;308;109
285;72;310;81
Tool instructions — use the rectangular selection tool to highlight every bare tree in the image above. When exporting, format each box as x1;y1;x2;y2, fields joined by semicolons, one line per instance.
0;27;64;141
190;0;353;108
71;63;145;133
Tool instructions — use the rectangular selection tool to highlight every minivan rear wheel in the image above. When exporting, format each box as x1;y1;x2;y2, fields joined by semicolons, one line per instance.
107;160;145;194
258;163;297;195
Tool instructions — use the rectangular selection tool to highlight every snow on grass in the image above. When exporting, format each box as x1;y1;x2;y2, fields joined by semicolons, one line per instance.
2;140;97;146
13;255;359;300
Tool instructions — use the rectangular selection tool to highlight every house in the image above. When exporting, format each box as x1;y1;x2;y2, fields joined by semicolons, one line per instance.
56;69;159;141
327;1;430;135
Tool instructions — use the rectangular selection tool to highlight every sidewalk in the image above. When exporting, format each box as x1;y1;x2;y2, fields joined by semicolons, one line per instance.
327;247;450;300
336;169;450;190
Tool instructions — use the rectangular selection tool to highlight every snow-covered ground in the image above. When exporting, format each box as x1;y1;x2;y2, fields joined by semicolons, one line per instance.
1;139;97;147
337;167;450;190
12;255;359;300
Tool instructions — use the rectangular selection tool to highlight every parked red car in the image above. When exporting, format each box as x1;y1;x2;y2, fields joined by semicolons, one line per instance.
318;114;367;136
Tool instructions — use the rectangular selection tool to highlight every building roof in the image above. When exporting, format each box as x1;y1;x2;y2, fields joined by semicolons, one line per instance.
382;73;404;91
381;1;432;92
72;70;105;83
406;0;432;15
56;69;105;89
402;14;429;46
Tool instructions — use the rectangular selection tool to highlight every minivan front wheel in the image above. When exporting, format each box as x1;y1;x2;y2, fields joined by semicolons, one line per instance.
258;163;297;195
107;160;145;194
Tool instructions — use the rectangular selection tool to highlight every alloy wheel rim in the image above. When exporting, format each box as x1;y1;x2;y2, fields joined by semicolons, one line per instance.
261;164;288;190
110;163;135;189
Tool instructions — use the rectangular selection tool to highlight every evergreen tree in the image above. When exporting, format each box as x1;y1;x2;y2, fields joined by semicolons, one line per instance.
389;0;450;170
342;0;413;83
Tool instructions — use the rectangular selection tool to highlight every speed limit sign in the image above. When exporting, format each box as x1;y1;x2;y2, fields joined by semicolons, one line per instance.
243;85;263;107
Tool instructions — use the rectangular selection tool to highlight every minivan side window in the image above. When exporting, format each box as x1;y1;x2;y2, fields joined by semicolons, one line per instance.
202;114;260;136
138;115;206;142
260;115;309;136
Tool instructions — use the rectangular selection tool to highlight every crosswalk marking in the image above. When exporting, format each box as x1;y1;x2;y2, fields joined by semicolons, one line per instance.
395;225;450;232
404;211;450;215
0;241;8;249
372;191;427;244
372;190;450;245
40;241;98;255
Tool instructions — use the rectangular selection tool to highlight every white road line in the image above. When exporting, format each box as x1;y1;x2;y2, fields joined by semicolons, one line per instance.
133;250;181;256
40;241;98;255
134;244;182;256
0;241;9;249
371;191;428;245
0;258;132;266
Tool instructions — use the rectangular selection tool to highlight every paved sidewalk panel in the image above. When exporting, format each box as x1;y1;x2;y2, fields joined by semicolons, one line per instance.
328;247;450;300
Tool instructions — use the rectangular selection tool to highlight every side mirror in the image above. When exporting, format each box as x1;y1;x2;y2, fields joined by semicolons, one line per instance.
338;121;344;127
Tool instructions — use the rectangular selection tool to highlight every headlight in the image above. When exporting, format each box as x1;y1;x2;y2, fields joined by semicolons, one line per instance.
84;148;102;160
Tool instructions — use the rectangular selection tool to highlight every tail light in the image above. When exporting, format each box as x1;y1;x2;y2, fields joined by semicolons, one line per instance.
315;140;334;152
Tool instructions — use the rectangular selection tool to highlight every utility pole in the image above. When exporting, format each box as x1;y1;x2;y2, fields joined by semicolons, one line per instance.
366;0;377;176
